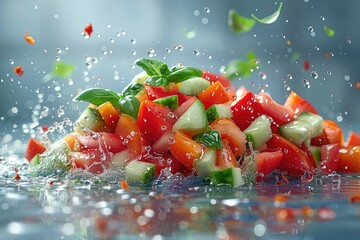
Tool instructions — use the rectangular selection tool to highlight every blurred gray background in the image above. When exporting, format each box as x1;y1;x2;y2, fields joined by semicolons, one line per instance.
1;0;359;141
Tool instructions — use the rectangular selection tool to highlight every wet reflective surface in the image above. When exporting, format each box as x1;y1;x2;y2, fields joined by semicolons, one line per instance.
1;167;360;240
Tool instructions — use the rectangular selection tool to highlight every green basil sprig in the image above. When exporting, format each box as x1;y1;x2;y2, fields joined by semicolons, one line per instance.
134;58;202;87
73;88;121;107
193;130;223;149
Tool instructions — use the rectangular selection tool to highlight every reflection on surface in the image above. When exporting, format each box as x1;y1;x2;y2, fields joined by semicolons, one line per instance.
1;175;360;240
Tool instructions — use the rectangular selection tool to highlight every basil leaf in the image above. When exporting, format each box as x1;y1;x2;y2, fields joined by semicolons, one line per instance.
117;95;140;120
145;75;169;87
52;61;76;78
122;83;144;97
324;25;335;37
134;58;169;76
223;52;259;80
73;88;120;106
206;106;220;124
228;9;256;33
167;66;203;83
193;130;223;149
251;2;283;24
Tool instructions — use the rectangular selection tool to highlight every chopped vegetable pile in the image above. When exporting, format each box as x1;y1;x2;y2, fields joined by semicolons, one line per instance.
25;58;360;187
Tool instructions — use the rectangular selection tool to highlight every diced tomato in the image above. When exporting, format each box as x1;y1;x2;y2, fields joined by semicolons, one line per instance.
320;144;340;173
169;130;203;171
284;91;318;115
210;118;246;158
64;133;79;151
70;149;109;174
144;83;191;106
137;100;176;145
24;31;35;45
152;131;174;153
97;101;120;132
14;66;24;76
231;90;260;130
346;131;360;147
255;149;283;182
304;60;310;71
255;92;295;126
216;140;238;169
311;120;344;146
197;81;233;109
84;23;93;36
173;96;197;118
75;132;126;154
266;134;316;176
141;151;183;176
202;70;236;98
337;146;360;173
24;138;46;161
115;114;143;161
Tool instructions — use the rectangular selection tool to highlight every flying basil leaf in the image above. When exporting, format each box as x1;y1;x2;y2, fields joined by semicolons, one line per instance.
324;25;335;37
251;2;283;24
117;95;140;120
223;52;259;80
134;58;169;76
52;61;76;78
73;88;120;107
193;130;223;149
167;66;203;83
145;75;169;87
184;29;197;39
291;52;301;62
122;83;144;97
228;9;256;33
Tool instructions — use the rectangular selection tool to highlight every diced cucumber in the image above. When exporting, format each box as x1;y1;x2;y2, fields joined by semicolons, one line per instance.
210;167;245;187
278;119;312;146
179;77;210;96
131;71;149;84
110;150;128;169
154;95;178;111
296;111;323;139
309;146;321;166
125;160;156;184
30;154;41;166
172;99;208;135
206;104;233;123
194;148;219;177
47;139;71;156
74;107;107;133
244;115;272;149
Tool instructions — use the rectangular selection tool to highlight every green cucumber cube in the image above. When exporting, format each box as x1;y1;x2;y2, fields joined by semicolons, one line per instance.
74;107;107;133
194;148;219;177
154;95;179;111
179;77;210;96
244;115;272;149
210;167;244;187
125;160;156;184
206;104;233;123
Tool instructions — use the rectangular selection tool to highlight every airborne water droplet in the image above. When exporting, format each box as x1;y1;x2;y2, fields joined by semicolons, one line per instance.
147;48;156;57
287;74;293;80
193;48;200;56
10;59;14;65
258;71;267;80
204;7;210;13
130;39;136;44
310;71;318;79
303;79;311;88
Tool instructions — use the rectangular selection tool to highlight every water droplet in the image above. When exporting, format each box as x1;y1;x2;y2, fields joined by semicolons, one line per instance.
320;16;325;21
287;74;293;80
103;50;108;55
9;59;14;65
147;48;156;57
344;75;350;81
65;45;69;51
259;71;267;80
132;50;137;56
301;171;313;183
57;108;65;117
202;17;209;24
327;71;332;76
109;38;115;43
194;9;200;16
34;4;38;9
193;48;200;56
173;45;184;51
204;7;210;13
303;79;311;88
130;39;136;44
55;56;61;61
308;26;314;32
56;48;62;54
54;14;59;19
310;71;318;79
254;59;261;65
165;48;171;53
347;39;352;44
336;115;343;123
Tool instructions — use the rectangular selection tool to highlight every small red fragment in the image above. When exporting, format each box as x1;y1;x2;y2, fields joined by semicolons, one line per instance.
355;82;360;89
84;23;93;37
14;66;24;76
24;31;35;45
301;205;315;218
350;194;360;203
275;207;298;221
304;60;310;71
325;53;331;59
274;194;289;204
13;173;21;181
120;179;130;190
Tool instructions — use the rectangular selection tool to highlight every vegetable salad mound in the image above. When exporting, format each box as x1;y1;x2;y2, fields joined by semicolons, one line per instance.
25;58;360;187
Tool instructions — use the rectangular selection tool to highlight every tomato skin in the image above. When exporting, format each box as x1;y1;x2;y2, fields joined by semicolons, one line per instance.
337;146;360;173
202;71;236;98
255;92;295;126
210;118;246;158
231;91;261;130
284;91;318;115
137;100;176;145
169;130;203;171
70;149;109;174
197;81;233;109
97;101;120;133
115;114;143;161
346;131;360;147
25;138;46;161
311;120;344;146
255;149;283;182
140;151;183;176
320;144;340;173
173;96;197;118
144;83;191;106
75;132;126;154
216;140;238;169
266;134;315;176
